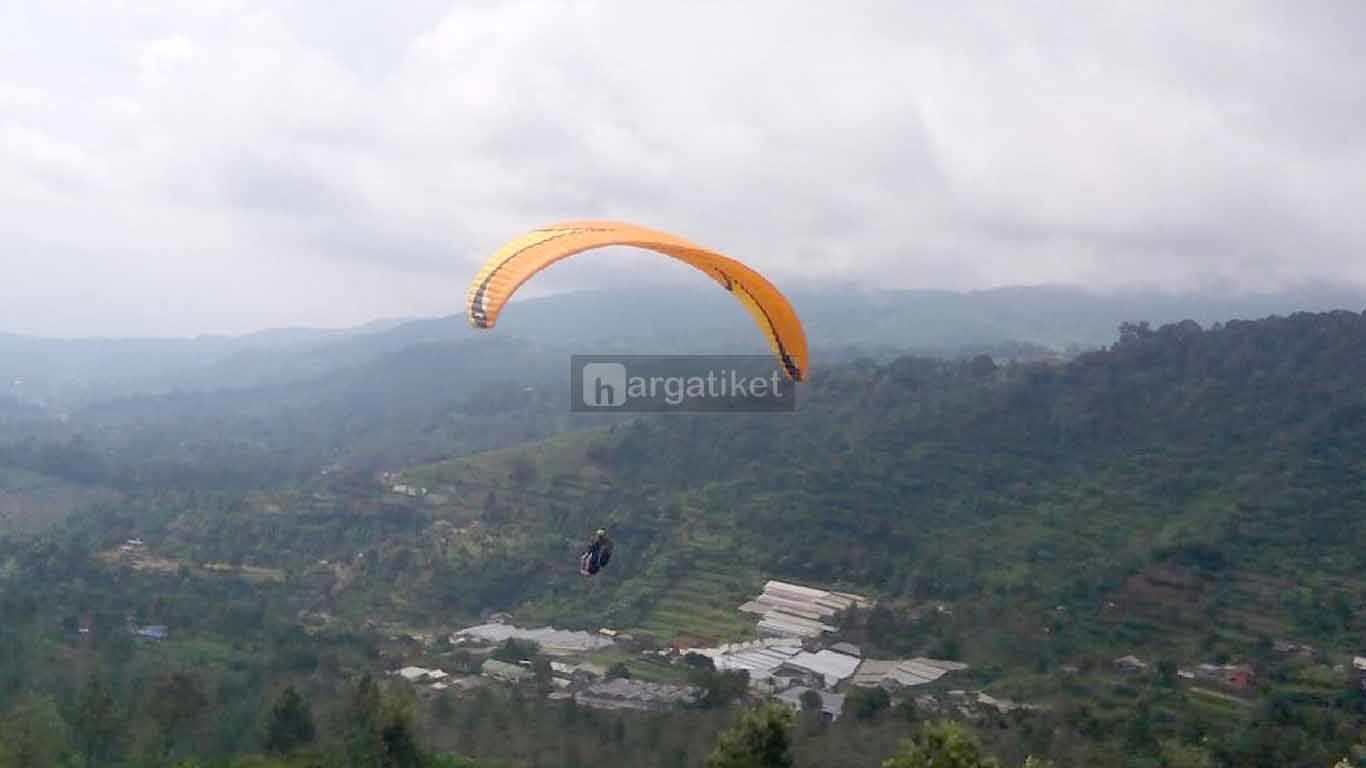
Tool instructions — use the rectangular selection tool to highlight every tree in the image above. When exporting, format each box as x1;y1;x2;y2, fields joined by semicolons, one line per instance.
491;639;539;663
346;674;384;768
847;685;891;721
1156;659;1179;687
532;657;554;693
75;673;119;768
146;670;208;763
798;689;823;712
705;702;795;768
683;652;715;670
262;686;315;755
606;662;631;680
344;673;425;768
1159;740;1214;768
883;721;1002;768
378;693;422;768
688;668;750;709
0;694;72;768
432;692;454;724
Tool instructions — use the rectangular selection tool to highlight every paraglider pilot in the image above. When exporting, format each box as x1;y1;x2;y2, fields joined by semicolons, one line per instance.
580;528;613;576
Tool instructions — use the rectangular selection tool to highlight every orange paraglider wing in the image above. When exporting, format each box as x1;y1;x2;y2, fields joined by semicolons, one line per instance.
466;220;808;381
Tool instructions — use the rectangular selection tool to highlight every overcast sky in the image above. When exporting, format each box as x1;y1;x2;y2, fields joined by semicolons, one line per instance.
3;1;1365;337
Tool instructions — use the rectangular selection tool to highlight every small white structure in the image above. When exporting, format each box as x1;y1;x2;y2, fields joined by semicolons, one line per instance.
551;661;606;680
395;666;435;682
1353;656;1366;672
393;666;449;684
1115;655;1148;673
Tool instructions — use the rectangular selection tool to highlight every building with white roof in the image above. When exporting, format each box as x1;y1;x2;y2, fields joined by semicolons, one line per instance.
454;623;615;655
481;659;533;683
850;657;969;689
738;580;871;639
395;666;445;683
776;649;862;689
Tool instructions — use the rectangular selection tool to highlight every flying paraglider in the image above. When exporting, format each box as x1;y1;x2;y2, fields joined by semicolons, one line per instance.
579;528;613;577
465;220;809;381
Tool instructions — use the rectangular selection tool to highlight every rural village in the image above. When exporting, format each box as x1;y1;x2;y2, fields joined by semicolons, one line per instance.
379;577;1366;722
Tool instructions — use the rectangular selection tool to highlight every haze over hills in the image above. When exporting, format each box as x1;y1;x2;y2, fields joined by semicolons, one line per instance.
4;283;1364;410
5;308;1364;766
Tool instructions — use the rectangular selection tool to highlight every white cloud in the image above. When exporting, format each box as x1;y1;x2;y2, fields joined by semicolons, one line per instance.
1;0;1364;335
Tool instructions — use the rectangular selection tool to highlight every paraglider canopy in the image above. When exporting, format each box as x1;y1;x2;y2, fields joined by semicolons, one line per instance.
465;220;809;381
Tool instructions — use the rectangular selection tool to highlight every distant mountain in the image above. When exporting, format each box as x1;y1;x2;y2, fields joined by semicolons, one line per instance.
0;319;403;408
3;283;1363;409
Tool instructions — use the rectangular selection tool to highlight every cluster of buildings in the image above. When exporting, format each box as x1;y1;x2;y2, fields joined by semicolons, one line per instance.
688;639;969;720
1181;663;1257;691
1115;654;1258;693
397;581;983;720
701;580;970;719
392;620;703;711
1114;645;1366;698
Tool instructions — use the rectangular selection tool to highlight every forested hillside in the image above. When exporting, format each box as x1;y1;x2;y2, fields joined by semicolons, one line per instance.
1;311;1364;766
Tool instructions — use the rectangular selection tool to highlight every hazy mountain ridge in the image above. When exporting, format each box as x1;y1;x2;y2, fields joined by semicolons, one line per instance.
5;284;1363;410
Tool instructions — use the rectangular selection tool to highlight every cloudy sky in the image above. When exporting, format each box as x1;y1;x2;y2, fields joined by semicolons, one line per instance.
3;1;1365;337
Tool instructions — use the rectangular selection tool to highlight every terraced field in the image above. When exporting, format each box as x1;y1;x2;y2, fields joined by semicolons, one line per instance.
635;568;759;645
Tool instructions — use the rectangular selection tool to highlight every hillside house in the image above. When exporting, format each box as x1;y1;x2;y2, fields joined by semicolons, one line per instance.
1191;663;1257;693
550;661;606;682
481;659;533;684
134;625;167;641
1114;655;1148;673
1223;664;1256;691
1273;640;1316;656
394;666;449;683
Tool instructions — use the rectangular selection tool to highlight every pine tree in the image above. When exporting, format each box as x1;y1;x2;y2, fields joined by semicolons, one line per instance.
263;686;315;755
